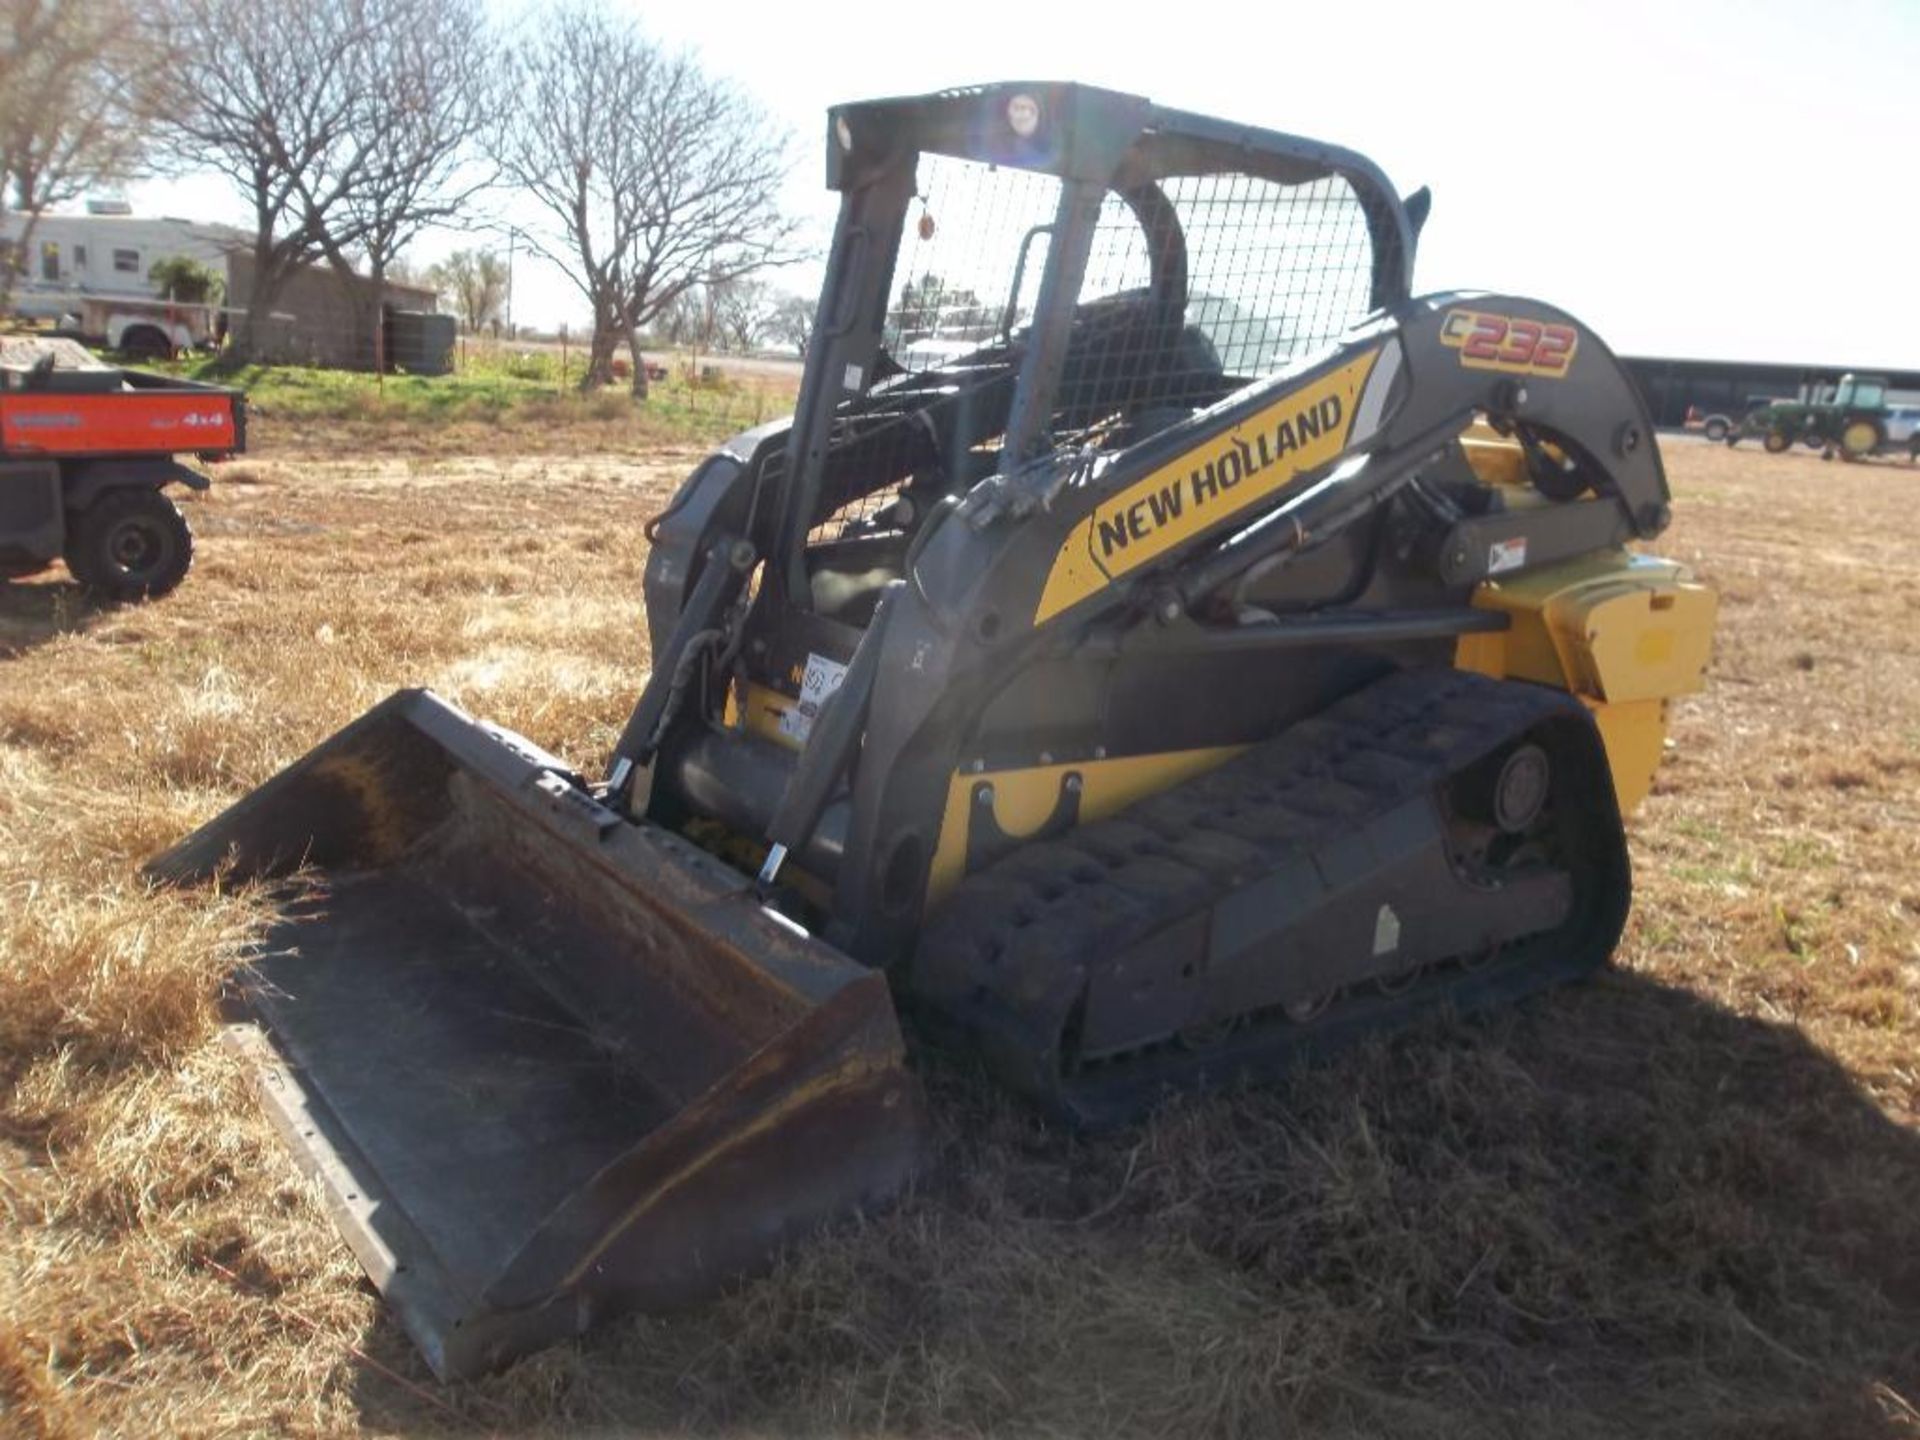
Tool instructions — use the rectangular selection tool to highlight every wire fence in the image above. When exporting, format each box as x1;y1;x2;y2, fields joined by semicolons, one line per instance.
441;333;805;435
449;330;796;386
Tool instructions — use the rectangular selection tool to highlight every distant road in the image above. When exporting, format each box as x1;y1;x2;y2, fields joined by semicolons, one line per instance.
694;352;804;382
471;334;804;383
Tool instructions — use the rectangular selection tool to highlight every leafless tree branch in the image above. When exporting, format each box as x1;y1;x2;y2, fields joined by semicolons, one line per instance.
428;247;508;333
0;0;163;309
486;0;797;395
149;0;494;366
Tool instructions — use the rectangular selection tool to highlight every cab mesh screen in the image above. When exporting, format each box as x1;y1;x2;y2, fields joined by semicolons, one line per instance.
807;159;1379;544
1052;172;1376;445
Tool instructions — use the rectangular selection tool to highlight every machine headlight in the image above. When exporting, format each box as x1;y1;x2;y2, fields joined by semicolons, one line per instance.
1006;93;1041;138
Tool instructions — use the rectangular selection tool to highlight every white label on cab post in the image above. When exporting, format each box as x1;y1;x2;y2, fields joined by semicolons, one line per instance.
779;652;850;745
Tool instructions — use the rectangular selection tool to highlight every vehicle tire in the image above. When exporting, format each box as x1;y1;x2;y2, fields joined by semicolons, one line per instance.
118;325;175;362
1704;416;1731;442
1909;436;1920;464
65;487;193;601
1762;429;1793;454
1839;418;1885;460
1802;433;1826;451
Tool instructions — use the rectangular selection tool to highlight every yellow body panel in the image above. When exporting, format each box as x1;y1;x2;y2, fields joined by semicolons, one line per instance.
1454;551;1716;812
737;682;805;751
1460;428;1530;490
1586;698;1669;812
926;746;1245;906
1459;423;1576;500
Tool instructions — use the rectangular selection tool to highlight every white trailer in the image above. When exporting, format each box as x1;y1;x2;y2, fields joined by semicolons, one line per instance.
3;211;245;355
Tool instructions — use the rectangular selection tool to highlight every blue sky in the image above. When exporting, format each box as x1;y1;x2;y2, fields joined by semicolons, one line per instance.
135;0;1920;367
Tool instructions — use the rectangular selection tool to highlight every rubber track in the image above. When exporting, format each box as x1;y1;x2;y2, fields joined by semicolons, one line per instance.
910;667;1628;1127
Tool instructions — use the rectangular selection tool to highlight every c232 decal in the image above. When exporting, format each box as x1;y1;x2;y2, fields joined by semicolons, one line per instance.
1440;308;1578;378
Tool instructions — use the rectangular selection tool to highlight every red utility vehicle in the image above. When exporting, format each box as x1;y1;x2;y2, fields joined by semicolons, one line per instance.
0;351;244;600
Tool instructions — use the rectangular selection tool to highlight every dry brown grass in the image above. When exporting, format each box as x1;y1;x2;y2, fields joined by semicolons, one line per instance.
2;431;1917;1438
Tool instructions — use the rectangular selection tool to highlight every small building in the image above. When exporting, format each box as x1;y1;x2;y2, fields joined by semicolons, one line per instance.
3;209;450;372
224;253;445;371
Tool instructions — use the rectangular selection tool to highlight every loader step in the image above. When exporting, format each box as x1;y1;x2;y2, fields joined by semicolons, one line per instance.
911;669;1630;1127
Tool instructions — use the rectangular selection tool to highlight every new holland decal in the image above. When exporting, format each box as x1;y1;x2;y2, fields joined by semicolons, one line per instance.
1033;347;1381;623
1439;308;1578;378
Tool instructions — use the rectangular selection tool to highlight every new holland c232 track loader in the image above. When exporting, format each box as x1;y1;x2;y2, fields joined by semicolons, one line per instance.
151;83;1717;1378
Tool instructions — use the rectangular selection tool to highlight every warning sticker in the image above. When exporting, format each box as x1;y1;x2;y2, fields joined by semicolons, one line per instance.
1372;903;1401;956
778;651;849;745
1488;537;1528;575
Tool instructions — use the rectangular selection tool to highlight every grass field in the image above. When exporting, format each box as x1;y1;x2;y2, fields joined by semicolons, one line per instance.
2;419;1917;1438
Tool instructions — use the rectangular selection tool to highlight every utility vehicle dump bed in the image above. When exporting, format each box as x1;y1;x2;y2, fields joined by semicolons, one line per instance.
0;358;243;460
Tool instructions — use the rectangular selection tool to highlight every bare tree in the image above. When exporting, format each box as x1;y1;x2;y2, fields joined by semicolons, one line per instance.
151;0;491;367
149;0;371;361
300;0;493;370
487;2;795;396
651;287;707;348
429;248;509;332
710;276;773;353
769;291;815;359
0;0;160;309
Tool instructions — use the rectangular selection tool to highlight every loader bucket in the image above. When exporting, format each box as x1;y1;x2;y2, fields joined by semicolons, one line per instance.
148;690;924;1380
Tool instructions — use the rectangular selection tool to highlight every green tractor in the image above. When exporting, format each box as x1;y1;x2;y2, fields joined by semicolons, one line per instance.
1742;374;1893;460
